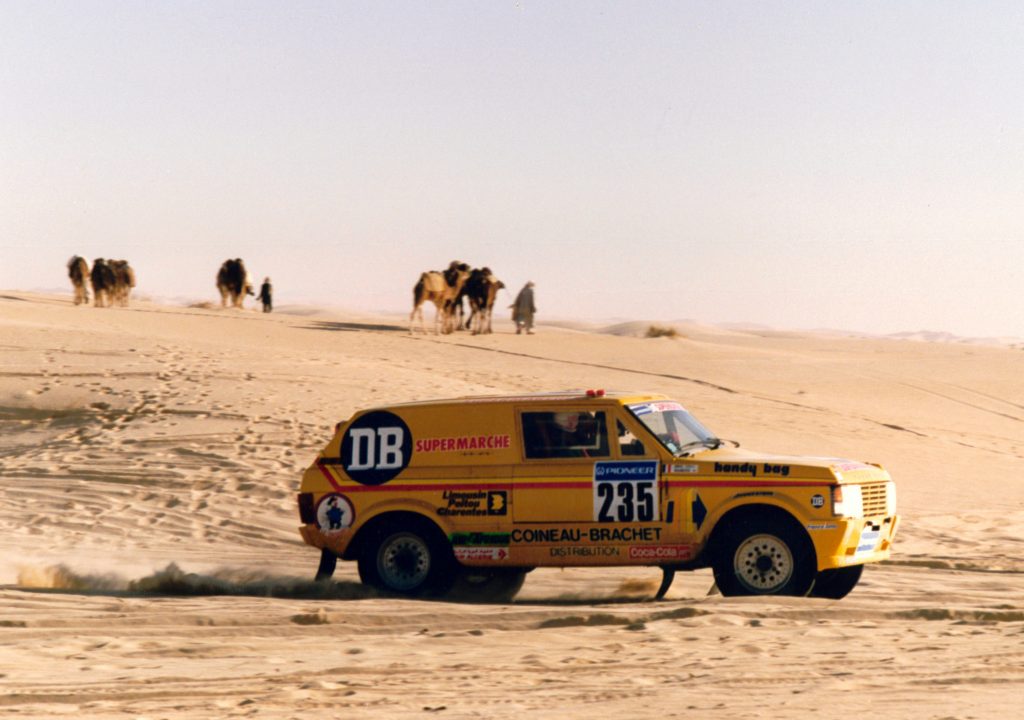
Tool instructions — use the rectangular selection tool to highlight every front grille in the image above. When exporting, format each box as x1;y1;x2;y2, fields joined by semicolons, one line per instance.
860;482;889;517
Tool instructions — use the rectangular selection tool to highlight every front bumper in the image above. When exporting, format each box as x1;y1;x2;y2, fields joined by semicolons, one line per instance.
809;513;900;570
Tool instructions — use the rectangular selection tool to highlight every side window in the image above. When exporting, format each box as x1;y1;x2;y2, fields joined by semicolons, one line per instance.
521;411;610;459
617;420;646;456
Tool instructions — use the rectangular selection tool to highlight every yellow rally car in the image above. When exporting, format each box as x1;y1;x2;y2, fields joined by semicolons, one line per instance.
297;390;898;601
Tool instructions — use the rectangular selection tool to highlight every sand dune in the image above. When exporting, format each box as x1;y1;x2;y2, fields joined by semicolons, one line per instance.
1;291;1022;719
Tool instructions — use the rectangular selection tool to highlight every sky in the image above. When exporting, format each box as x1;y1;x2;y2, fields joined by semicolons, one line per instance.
2;1;1023;338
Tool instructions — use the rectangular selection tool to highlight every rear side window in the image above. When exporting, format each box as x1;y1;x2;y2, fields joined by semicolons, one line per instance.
521;411;609;459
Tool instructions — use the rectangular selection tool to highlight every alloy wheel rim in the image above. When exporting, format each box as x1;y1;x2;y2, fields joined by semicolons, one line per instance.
378;533;430;591
734;534;793;592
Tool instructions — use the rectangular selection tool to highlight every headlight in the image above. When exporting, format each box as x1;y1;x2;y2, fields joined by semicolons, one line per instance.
832;484;863;517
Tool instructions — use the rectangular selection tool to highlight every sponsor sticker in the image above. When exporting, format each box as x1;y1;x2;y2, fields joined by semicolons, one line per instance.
486;490;507;515
511;526;663;544
450;532;511;547
832;461;873;473
714;462;758;477
593;461;659;523
856;527;882;555
811;494;825;508
714;462;791;478
670;464;700;474
454;546;509;562
628;401;686;416
628;545;692;561
594;461;658;481
806;523;838;531
550;546;620;558
315;493;355;533
414;434;511;453
438;490;508;517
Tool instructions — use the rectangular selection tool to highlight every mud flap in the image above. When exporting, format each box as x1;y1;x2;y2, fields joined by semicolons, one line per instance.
655;568;675;600
315;549;337;581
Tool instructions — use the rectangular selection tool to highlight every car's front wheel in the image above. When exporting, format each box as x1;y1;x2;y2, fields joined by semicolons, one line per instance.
810;564;863;599
712;519;815;597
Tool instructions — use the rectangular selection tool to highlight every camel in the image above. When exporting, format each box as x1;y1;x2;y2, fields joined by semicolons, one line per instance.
108;260;136;307
463;267;505;334
410;261;471;334
67;256;90;305
216;259;254;308
459;267;485;332
451;293;468;331
90;258;117;307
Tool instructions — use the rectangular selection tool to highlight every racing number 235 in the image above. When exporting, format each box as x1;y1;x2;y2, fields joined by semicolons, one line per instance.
595;481;656;522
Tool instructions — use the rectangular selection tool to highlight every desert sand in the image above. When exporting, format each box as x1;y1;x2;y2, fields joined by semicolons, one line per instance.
1;291;1022;719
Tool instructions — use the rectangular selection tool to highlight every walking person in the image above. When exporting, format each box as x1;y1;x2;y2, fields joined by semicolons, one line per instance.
512;281;536;334
259;277;273;313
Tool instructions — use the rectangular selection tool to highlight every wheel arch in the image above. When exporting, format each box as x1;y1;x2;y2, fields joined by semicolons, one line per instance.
343;508;450;561
704;503;817;569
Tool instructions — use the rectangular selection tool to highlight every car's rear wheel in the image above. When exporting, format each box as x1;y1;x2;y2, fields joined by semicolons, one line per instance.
810;564;863;599
357;518;456;597
448;568;527;603
712;519;815;597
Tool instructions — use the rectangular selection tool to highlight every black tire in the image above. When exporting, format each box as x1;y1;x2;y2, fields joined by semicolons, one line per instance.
712;518;815;597
810;564;863;599
447;568;527;603
357;517;456;598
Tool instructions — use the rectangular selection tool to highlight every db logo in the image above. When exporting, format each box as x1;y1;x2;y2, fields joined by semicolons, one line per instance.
340;411;412;485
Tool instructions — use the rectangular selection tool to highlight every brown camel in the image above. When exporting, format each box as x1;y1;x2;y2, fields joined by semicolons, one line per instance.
216;259;254;308
90;259;117;307
463;267;505;334
410;261;471;334
67;256;90;305
108;260;136;307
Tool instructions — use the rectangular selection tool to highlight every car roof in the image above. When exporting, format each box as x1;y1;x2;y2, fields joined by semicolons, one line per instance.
374;390;668;410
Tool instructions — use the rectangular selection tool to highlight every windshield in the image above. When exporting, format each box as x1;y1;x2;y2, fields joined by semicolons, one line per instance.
626;401;718;456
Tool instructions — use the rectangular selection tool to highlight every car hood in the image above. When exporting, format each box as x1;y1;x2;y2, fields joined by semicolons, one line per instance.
668;447;890;483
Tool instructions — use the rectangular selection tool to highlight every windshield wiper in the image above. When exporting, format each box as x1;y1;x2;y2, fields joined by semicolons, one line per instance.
674;438;722;456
